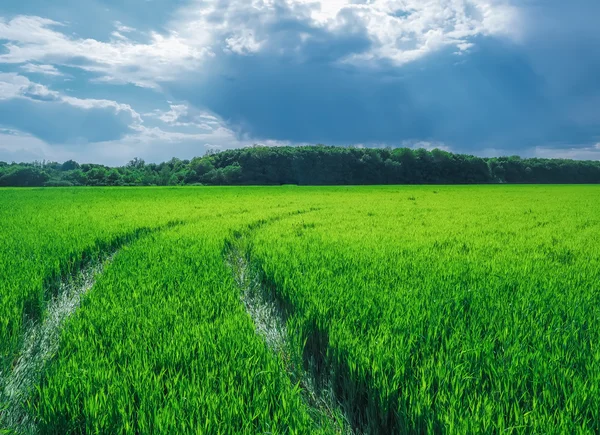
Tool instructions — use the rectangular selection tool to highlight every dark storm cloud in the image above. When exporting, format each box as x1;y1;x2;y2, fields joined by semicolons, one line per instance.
166;0;600;153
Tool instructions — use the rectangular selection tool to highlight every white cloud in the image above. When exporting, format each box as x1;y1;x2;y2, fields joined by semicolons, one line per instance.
0;16;211;88
0;73;267;161
321;0;520;65
0;96;313;164
291;0;519;36
63;96;142;123
111;21;137;41
0;72;145;148
225;31;263;55
151;104;189;124
111;31;129;41
0;72;61;100
0;72;142;121
0;130;69;163
20;63;64;76
0;116;252;165
0;72;31;99
172;0;521;65
113;21;135;34
534;143;600;161
0;75;257;162
145;103;226;131
0;2;522;89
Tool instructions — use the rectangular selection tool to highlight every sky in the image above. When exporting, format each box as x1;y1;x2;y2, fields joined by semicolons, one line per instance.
0;0;598;165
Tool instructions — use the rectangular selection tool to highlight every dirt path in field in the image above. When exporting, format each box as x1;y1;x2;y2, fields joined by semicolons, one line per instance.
0;254;116;434
227;245;354;434
225;211;356;434
0;221;183;434
228;246;288;353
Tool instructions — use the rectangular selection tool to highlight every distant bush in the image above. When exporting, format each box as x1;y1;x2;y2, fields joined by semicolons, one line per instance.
0;167;50;187
44;180;74;187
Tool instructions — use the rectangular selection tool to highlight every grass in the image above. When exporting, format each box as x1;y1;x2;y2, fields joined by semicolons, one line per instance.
250;186;600;433
0;185;599;433
32;222;324;433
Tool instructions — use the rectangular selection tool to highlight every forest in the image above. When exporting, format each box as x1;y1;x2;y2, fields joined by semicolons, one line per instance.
1;145;600;187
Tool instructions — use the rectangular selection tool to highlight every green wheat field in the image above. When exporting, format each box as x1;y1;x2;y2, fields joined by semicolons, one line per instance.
1;185;599;434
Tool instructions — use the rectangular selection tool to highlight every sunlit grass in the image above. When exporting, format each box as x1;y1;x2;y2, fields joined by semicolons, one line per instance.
252;185;600;433
1;185;599;433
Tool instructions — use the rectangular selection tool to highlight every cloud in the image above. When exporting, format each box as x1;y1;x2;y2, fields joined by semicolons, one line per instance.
0;72;59;100
113;21;135;34
145;103;225;131
0;91;262;164
162;0;598;154
0;72;140;118
168;0;521;67
298;0;520;65
535;143;600;161
0;130;70;163
111;21;138;41
0;113;256;165
225;30;263;55
147;103;189;125
0;73;141;144
1;0;599;160
0;16;210;88
20;63;65;76
0;2;520;88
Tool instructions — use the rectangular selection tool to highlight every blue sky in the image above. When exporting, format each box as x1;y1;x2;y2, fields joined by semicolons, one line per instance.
0;0;598;165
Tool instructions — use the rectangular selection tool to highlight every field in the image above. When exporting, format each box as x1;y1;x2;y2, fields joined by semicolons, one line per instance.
1;186;599;434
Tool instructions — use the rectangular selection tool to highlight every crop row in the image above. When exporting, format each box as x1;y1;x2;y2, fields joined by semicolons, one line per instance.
30;219;331;433
1;187;346;433
249;185;600;433
2;185;599;433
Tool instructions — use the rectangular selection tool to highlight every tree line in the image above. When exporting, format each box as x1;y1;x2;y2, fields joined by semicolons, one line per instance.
1;145;600;187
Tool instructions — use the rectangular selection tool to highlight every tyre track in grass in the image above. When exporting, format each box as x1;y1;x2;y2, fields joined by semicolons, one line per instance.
224;209;356;435
0;221;183;434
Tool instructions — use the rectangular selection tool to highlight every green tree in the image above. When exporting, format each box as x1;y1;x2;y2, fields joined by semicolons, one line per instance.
60;160;80;171
0;167;50;187
64;169;87;186
85;167;108;186
106;169;123;186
